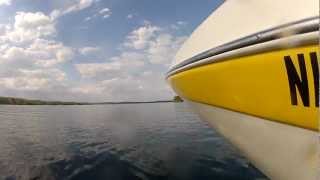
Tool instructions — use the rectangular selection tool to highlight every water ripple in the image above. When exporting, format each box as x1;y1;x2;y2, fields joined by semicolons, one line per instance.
0;103;267;180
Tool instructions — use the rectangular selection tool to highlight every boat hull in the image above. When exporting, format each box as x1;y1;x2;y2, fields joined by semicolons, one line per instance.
167;45;319;179
167;0;319;178
169;45;319;130
187;100;318;180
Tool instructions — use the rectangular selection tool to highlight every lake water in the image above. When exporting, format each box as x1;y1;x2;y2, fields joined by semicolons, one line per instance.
0;103;267;180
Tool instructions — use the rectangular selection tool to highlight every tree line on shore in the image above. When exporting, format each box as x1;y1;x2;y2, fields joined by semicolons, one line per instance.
0;96;183;105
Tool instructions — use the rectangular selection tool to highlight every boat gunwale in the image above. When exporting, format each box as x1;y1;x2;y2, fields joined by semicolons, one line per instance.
167;16;319;77
166;32;318;78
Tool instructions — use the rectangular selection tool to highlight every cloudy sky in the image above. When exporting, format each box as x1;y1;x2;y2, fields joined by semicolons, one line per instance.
0;0;223;102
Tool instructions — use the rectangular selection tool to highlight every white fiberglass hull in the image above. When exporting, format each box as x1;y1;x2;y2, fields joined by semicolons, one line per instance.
187;100;318;180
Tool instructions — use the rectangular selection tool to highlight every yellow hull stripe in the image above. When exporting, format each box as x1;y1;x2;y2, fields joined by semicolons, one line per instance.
168;45;319;131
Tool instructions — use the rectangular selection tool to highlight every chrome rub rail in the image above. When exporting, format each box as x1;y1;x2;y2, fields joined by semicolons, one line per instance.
167;16;319;76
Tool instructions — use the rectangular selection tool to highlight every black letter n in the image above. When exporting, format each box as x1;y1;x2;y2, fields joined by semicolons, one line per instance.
284;54;310;107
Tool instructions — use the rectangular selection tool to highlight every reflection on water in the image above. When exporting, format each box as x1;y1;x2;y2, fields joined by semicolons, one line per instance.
0;103;267;180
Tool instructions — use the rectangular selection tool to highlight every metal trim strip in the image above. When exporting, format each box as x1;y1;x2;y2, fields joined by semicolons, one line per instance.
168;16;319;74
167;32;318;77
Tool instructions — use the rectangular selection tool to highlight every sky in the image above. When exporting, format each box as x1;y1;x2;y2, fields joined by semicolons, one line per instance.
0;0;223;102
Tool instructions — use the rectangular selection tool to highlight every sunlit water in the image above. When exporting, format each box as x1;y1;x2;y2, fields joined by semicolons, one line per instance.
0;103;267;180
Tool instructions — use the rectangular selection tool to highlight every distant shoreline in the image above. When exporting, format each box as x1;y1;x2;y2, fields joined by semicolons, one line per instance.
0;96;181;105
94;100;175;105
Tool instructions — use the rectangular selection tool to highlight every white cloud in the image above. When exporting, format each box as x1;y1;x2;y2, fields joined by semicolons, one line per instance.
50;0;96;19
70;84;104;95
170;21;188;30
124;23;161;50
5;12;56;43
64;0;94;14
56;47;74;63
103;14;111;19
0;68;66;91
0;10;187;101
79;46;100;55
0;0;11;6
0;24;9;35
76;62;121;78
70;70;173;101
177;21;187;26
99;8;110;14
127;14;134;19
50;10;61;20
73;22;187;101
30;39;73;66
0;39;74;68
76;52;145;79
147;34;187;65
0;11;75;99
99;8;112;19
83;7;112;21
84;16;91;21
124;22;187;65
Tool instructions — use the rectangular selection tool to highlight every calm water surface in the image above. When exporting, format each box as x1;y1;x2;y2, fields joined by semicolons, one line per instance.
0;103;267;180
